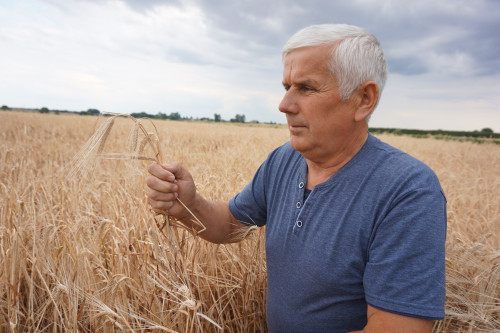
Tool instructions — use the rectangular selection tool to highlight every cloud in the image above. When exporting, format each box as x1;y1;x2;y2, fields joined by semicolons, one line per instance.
358;0;500;77
41;0;500;78
1;0;499;130
116;0;500;78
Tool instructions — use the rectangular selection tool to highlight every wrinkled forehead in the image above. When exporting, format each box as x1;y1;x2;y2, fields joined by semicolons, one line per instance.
282;45;334;78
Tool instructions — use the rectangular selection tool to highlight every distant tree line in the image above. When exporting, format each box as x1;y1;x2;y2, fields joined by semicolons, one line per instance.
130;111;183;120
369;127;499;139
1;105;102;116
129;112;248;123
0;105;250;123
1;105;497;136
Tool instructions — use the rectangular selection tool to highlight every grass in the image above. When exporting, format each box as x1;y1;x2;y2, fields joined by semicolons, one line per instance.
0;111;498;332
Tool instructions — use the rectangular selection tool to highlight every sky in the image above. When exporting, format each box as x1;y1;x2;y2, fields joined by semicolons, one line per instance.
1;0;499;132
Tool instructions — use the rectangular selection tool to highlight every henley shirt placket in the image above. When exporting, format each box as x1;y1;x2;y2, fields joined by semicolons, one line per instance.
293;175;309;234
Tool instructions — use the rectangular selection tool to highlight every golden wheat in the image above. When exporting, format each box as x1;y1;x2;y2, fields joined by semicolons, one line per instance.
0;111;498;332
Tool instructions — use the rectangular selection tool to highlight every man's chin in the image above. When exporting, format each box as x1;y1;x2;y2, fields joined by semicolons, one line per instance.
289;137;307;153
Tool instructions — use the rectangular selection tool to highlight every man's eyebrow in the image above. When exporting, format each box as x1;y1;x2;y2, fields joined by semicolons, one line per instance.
296;78;317;85
284;78;318;87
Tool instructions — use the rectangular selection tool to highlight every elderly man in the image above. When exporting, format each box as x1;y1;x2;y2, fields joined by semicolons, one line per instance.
147;24;446;332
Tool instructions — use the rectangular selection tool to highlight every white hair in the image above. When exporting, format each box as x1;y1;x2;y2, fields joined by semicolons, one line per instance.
282;24;388;105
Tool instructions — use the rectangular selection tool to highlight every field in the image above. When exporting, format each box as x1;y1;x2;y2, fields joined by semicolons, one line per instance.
1;111;499;332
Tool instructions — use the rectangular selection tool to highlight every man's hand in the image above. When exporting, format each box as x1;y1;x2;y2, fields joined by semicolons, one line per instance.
146;162;196;221
350;305;433;333
146;162;247;244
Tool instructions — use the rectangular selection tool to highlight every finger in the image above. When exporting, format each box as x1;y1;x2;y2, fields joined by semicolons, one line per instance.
147;188;178;202
161;162;188;181
148;162;176;182
146;175;179;193
148;197;175;211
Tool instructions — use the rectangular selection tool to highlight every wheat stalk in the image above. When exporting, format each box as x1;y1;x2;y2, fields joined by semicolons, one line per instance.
3;111;498;331
67;116;116;178
67;111;206;235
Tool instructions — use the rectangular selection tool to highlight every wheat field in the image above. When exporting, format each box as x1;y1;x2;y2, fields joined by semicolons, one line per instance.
1;111;499;332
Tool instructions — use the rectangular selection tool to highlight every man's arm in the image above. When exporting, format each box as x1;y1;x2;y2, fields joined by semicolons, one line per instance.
147;162;247;244
350;305;433;333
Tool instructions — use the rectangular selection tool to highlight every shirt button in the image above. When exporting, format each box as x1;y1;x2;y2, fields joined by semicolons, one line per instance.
296;220;303;227
296;202;301;209
299;182;304;188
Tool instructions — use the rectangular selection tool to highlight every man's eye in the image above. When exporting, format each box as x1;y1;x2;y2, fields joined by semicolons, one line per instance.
300;86;313;92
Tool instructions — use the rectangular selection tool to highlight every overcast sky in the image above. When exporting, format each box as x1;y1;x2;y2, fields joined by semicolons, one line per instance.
1;0;499;131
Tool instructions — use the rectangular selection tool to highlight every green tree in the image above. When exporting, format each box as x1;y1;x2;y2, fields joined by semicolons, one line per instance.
1;105;10;111
230;114;246;123
481;127;494;135
40;107;49;113
131;111;155;118
214;113;221;122
157;112;168;120
169;112;181;120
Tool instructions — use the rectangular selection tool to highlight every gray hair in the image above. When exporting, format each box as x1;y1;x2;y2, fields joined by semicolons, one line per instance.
282;24;388;104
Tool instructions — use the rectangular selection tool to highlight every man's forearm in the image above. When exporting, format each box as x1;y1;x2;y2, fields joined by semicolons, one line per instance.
177;194;246;244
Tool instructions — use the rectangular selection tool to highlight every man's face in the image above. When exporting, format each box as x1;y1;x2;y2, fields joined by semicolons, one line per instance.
279;45;358;161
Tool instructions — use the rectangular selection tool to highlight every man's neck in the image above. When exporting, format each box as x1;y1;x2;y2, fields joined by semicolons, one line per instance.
305;130;368;189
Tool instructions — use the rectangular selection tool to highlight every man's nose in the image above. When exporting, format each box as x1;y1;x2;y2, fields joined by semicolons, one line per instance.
279;90;299;114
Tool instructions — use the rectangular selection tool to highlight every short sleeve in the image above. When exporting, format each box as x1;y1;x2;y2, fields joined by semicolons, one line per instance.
364;187;447;319
229;160;269;226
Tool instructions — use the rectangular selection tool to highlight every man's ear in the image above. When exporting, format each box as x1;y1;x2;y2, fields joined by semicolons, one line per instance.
354;81;379;122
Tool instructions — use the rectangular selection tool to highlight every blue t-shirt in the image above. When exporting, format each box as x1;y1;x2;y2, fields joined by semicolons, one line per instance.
229;133;447;332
